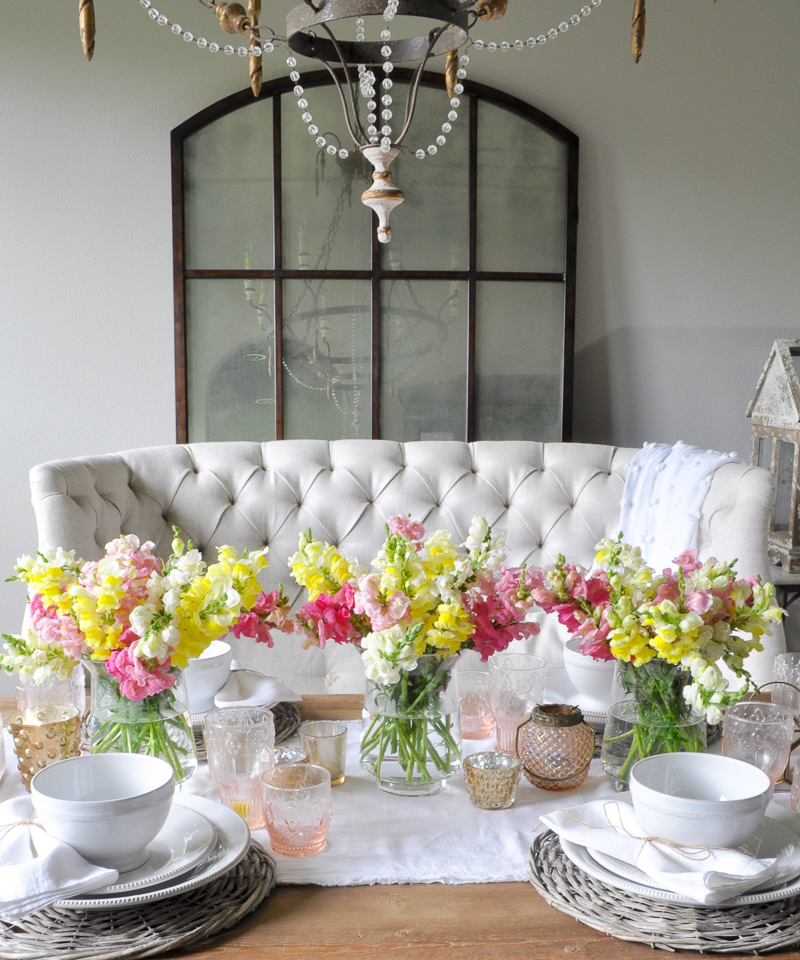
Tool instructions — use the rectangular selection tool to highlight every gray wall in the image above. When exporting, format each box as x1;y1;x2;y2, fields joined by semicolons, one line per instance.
1;1;798;690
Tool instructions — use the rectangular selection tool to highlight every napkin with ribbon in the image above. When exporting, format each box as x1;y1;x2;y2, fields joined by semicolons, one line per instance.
0;796;118;919
540;799;800;906
213;664;301;710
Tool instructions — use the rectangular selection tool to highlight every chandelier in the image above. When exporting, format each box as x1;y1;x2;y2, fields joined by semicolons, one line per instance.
77;0;650;242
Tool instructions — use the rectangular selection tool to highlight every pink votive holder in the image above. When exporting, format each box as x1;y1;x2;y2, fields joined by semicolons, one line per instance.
262;763;332;858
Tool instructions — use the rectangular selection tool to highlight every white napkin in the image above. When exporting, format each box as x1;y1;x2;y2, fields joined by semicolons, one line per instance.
0;796;119;920
541;799;800;906
213;667;301;710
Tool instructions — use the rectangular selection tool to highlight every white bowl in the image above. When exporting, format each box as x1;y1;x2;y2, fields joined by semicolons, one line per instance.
184;639;233;714
561;638;616;705
31;753;175;871
630;752;772;848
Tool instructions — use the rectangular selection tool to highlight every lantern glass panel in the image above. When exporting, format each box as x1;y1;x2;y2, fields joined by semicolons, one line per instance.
755;436;772;471
774;440;795;533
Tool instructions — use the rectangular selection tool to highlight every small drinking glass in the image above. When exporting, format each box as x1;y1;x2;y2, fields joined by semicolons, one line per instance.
203;707;275;827
792;756;800;811
8;705;81;790
463;752;521;809
299;721;348;786
458;671;494;740
722;701;794;785
488;653;546;754
262;763;333;857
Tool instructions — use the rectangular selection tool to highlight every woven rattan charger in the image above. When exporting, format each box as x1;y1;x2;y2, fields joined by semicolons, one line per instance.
529;829;800;954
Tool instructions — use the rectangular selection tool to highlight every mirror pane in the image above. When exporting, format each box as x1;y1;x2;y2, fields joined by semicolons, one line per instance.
774;440;795;532
282;279;371;439
281;88;372;272
477;102;568;274
475;282;564;440
186;278;276;441
378;83;469;271
380;278;468;441
184;99;274;270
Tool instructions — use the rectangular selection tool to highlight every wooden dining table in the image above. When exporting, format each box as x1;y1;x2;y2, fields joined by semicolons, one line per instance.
2;694;798;960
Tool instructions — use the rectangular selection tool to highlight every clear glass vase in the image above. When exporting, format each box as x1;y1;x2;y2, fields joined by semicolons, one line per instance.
360;654;462;797
601;658;706;790
86;661;197;784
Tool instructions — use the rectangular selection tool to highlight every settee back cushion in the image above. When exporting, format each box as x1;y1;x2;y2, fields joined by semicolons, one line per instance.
29;440;779;692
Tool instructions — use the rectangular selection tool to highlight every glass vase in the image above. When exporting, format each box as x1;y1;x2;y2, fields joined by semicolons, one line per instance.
601;659;706;790
360;654;462;797
16;663;86;716
86;661;197;784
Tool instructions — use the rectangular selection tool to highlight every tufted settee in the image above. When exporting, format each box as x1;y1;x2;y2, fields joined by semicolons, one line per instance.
29;440;783;692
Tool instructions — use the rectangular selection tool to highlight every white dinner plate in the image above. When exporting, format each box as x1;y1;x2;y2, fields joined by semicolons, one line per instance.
98;803;216;895
54;794;250;909
544;669;607;724
560;805;800;907
589;808;800;894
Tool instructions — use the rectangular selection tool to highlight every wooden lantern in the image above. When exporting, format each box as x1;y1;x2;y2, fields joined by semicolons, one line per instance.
747;339;800;572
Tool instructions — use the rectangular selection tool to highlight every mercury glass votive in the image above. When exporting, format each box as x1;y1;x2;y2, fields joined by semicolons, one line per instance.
9;705;81;790
517;704;595;791
275;746;309;765
299;721;347;786
463;751;522;809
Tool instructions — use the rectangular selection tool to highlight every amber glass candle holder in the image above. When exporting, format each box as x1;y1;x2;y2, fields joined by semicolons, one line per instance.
517;704;595;791
9;705;81;790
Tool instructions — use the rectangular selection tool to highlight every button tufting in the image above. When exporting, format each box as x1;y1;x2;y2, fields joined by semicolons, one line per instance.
325;673;337;686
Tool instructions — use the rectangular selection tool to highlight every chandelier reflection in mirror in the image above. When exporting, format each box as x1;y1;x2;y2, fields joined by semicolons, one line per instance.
81;0;614;242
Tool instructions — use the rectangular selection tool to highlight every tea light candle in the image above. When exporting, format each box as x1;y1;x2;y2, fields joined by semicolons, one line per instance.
463;751;522;809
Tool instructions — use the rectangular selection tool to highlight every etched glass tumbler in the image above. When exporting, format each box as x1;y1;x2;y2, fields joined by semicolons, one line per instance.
488;653;546;755
771;653;800;717
262;763;333;857
203;707;275;827
458;671;495;740
722;702;794;785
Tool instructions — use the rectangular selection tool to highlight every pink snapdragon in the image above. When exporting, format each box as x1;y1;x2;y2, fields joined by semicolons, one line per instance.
354;573;411;631
30;594;88;660
233;590;293;647
387;515;426;543
294;584;367;649
105;646;176;701
673;548;703;574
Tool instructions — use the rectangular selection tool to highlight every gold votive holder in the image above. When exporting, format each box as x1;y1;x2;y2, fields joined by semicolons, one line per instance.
463;751;522;810
275;746;309;765
9;705;81;790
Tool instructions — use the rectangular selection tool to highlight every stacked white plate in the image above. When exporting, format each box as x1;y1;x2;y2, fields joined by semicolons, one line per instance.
544;668;608;727
559;802;800;907
54;794;250;910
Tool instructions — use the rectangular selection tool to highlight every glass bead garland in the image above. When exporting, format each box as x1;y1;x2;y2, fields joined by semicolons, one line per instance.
138;0;276;57
471;0;601;52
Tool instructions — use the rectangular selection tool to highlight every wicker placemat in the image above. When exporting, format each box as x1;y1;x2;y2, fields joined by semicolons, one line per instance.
0;841;276;960
193;700;302;761
528;829;800;954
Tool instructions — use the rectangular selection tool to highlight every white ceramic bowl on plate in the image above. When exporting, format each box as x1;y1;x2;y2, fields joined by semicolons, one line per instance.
184;638;233;714
31;753;175;872
629;752;772;848
561;638;616;705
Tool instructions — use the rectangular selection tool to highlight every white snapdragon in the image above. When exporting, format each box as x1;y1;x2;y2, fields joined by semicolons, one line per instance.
136;622;180;661
130;603;159;637
361;625;418;683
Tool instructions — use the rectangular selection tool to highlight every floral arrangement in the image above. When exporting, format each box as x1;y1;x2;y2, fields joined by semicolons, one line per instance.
2;530;282;778
529;536;783;718
288;515;540;791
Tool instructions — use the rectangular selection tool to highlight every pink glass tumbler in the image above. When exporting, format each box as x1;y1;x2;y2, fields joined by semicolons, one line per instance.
262;763;333;857
488;653;546;754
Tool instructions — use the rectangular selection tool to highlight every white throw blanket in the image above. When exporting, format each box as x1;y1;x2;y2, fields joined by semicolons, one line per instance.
541;799;800;906
619;442;742;572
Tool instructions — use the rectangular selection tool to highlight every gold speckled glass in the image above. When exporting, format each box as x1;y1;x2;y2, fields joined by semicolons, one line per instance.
9;706;81;790
463;751;522;810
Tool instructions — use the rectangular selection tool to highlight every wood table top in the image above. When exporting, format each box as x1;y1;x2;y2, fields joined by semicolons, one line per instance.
2;695;796;960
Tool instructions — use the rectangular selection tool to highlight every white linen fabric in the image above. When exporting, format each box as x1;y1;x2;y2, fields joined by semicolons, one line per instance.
619;442;742;573
213;663;300;710
28;440;782;688
540;799;800;906
0;794;118;920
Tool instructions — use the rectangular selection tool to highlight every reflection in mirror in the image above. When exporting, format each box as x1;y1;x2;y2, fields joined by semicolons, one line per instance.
186;278;276;441
184;99;274;271
283;278;371;440
475;282;564;441
380;278;468;440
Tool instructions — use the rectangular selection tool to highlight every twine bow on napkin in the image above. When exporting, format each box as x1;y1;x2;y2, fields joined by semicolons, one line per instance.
540;799;800;906
0;796;118;920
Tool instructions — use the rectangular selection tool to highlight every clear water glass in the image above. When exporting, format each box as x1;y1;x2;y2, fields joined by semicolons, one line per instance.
771;653;800;717
722;701;794;785
488;653;546;754
458;671;494;740
203;707;275;827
